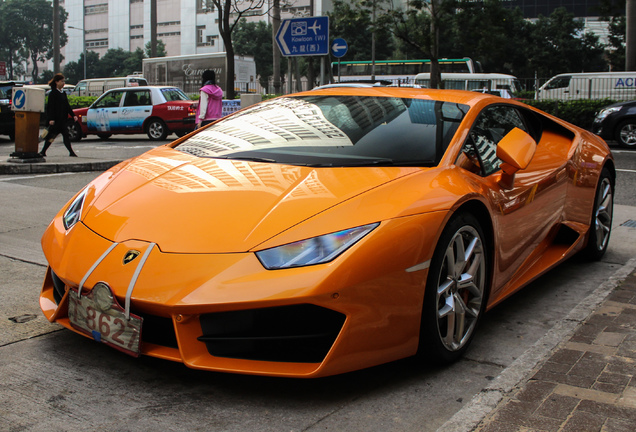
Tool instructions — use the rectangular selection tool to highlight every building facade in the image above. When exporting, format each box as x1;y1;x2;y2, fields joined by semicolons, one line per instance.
49;0;613;78
60;0;331;71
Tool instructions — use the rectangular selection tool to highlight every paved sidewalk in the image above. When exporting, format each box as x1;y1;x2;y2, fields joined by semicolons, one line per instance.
0;135;159;175
473;266;636;432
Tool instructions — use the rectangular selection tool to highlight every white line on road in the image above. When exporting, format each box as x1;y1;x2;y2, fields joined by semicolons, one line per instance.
617;168;636;173
0;172;80;182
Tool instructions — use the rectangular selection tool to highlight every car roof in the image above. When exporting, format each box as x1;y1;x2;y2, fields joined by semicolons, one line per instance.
102;86;182;92
296;86;505;108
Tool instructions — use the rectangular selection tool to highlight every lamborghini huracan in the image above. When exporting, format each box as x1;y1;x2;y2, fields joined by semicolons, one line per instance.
39;86;614;378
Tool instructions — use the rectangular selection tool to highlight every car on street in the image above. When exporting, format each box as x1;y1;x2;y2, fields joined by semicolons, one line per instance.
67;85;197;141
0;81;20;141
593;100;636;148
39;86;614;378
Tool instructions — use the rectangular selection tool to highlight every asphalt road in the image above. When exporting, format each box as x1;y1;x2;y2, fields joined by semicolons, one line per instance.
1;138;635;432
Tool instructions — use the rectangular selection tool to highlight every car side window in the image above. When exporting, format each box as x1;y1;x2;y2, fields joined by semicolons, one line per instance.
94;91;123;109
458;105;527;177
124;90;151;107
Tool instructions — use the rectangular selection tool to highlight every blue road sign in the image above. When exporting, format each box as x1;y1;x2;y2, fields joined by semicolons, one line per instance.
276;17;329;57
13;89;26;110
331;38;348;58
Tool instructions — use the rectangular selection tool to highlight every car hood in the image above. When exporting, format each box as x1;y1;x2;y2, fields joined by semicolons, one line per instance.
83;146;421;253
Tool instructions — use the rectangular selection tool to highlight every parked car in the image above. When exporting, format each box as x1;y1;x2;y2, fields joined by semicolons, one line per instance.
473;89;513;99
67;86;197;141
71;75;148;97
0;81;20;141
40;87;614;378
537;72;636;101
593;100;636;148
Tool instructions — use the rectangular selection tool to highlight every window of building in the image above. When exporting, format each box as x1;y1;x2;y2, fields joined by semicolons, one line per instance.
86;38;109;48
281;6;310;15
86;28;108;35
85;4;108;15
197;0;214;13
197;25;206;46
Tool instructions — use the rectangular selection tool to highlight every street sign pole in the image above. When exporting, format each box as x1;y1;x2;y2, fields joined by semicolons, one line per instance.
330;38;348;83
275;16;329;93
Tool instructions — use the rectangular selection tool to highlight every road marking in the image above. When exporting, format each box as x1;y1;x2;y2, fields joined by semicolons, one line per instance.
0;172;80;182
617;168;636;173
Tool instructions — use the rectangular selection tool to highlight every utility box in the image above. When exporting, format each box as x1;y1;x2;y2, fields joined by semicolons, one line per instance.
12;87;45;112
9;87;46;161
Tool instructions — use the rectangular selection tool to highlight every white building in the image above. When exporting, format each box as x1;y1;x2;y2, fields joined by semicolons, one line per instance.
58;0;332;71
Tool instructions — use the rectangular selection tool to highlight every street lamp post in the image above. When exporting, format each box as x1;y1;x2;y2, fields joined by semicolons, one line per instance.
68;25;86;79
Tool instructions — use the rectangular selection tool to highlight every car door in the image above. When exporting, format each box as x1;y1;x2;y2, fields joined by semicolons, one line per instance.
86;90;124;133
457;104;569;297
120;90;152;132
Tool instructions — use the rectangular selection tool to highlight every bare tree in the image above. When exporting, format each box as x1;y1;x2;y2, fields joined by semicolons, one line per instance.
207;0;268;99
381;0;446;88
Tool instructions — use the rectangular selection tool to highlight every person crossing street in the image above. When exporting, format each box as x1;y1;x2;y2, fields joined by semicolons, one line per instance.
39;73;78;157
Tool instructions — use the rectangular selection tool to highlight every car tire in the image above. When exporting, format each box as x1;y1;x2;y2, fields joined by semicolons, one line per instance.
614;119;636;148
67;122;82;142
417;212;489;365
581;167;614;261
97;133;112;140
147;118;168;140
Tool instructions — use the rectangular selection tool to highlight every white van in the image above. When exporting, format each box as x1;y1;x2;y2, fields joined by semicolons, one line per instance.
536;72;636;100
414;73;521;95
72;75;148;97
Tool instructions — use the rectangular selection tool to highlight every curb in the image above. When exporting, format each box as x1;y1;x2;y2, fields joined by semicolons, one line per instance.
437;257;636;432
0;160;123;175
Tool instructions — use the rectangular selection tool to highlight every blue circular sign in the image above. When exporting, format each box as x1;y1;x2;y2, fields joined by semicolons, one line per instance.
13;89;26;109
331;38;348;58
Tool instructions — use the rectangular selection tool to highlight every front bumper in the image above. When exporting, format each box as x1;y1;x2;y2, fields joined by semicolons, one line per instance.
40;213;444;377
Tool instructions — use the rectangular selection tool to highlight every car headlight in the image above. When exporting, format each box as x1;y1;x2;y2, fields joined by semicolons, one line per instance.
63;189;87;230
256;223;380;270
595;107;621;122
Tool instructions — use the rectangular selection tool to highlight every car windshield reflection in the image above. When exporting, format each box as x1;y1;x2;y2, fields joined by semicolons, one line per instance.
176;96;469;167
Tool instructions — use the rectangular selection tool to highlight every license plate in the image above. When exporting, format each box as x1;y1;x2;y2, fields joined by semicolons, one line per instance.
68;282;143;357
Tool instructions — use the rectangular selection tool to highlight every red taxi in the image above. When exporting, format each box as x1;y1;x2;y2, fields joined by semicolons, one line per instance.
68;86;196;141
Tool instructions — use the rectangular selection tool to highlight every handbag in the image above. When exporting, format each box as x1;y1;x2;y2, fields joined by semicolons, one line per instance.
40;126;59;142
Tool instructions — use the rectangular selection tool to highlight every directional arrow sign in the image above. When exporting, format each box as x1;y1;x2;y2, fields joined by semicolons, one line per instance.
331;38;348;58
12;89;26;110
276;16;329;57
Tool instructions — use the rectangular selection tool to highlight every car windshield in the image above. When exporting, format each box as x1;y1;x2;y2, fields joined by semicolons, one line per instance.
0;85;12;100
161;88;189;101
176;95;468;167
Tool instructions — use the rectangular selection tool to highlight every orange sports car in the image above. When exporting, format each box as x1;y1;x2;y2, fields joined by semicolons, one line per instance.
39;87;614;378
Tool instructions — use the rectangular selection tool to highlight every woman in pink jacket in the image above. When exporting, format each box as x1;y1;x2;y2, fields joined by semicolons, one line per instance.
196;70;223;128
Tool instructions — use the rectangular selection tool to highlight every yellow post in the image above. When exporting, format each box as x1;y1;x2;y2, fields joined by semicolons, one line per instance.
13;111;41;155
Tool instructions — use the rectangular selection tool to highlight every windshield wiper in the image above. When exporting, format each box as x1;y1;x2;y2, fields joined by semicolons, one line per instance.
300;158;396;167
214;155;277;163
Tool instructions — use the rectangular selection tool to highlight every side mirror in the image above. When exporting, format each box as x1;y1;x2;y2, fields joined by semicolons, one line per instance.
496;127;536;189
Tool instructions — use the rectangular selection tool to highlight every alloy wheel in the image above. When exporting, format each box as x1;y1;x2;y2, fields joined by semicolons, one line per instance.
435;225;486;351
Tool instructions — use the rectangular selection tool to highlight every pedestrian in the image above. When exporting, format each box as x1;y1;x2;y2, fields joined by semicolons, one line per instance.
40;73;78;157
195;70;223;129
